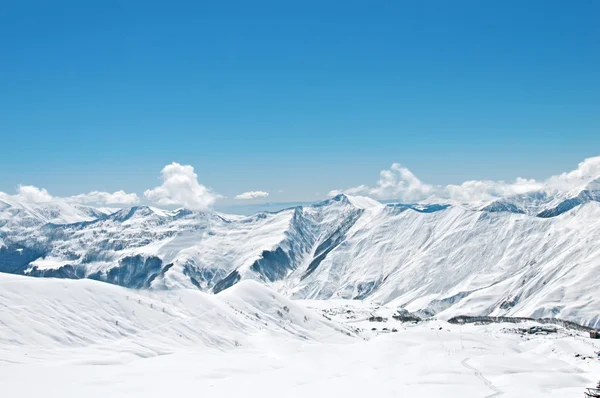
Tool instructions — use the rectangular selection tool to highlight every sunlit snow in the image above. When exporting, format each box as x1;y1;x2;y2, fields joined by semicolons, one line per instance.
1;274;599;397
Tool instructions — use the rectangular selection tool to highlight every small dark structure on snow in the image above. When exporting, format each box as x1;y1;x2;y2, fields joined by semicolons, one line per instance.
518;325;557;335
448;315;593;333
590;330;600;339
392;309;422;323
585;380;600;397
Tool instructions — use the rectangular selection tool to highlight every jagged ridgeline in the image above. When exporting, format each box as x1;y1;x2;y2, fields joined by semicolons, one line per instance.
2;190;600;328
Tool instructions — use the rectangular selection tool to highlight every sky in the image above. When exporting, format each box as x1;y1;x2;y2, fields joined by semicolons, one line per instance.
1;0;599;212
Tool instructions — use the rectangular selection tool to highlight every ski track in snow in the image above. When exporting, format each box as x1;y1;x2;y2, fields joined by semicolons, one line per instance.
461;358;504;398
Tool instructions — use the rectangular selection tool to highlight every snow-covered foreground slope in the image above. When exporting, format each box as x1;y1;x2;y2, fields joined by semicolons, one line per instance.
0;273;352;359
2;191;600;327
1;275;599;398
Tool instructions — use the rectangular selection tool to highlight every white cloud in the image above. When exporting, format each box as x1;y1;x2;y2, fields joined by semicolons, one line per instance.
4;156;600;210
0;185;139;206
330;156;600;203
546;156;600;191
70;190;139;205
329;163;434;201
16;185;54;203
235;190;269;200
444;177;543;202
144;162;220;210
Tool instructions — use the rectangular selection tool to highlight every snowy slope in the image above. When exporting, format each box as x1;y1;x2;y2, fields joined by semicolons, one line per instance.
1;274;599;398
291;201;600;327
0;273;352;359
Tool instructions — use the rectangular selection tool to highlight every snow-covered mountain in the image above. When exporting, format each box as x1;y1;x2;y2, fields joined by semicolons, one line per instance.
1;186;600;327
0;196;115;226
480;177;600;217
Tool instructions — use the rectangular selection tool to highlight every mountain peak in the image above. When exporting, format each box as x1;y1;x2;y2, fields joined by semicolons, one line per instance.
583;176;600;192
110;205;157;221
325;193;383;209
343;194;383;209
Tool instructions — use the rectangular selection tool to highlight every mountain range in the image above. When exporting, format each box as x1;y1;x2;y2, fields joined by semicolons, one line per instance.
2;180;600;327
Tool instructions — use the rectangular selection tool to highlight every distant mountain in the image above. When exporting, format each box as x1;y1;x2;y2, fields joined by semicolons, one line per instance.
0;196;115;227
480;177;600;217
1;190;600;327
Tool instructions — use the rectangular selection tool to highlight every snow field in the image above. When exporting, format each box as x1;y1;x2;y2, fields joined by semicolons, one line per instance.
1;275;600;397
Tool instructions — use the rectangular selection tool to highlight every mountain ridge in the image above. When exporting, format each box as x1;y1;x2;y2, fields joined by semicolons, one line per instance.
1;189;600;327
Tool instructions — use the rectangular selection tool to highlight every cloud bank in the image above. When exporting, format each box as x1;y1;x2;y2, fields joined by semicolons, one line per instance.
235;191;269;200
4;156;599;211
0;185;140;206
1;162;220;211
71;190;139;205
330;156;600;203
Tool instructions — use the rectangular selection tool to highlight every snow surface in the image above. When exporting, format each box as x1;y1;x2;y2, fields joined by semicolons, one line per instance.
1;274;599;397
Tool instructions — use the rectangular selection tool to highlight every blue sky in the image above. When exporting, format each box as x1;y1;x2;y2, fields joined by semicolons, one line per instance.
1;0;599;209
